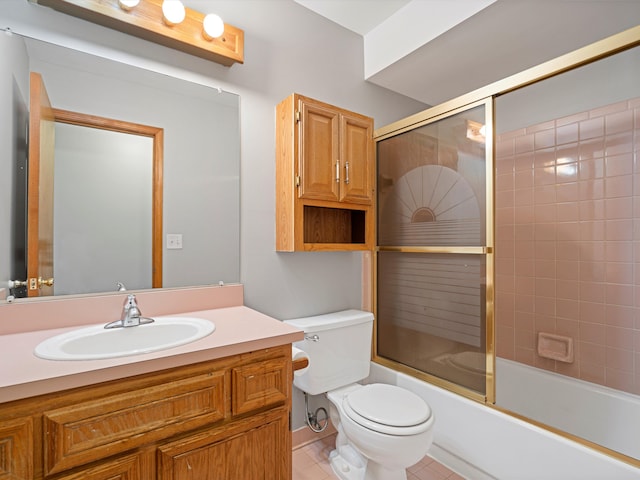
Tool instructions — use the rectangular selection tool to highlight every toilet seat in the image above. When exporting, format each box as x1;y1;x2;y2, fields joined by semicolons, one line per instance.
342;383;432;436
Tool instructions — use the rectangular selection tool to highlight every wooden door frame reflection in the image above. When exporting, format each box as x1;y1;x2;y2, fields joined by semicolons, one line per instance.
48;108;163;291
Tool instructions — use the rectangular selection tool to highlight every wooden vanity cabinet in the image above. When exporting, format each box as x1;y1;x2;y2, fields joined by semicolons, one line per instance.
0;345;292;480
276;93;375;251
157;407;289;479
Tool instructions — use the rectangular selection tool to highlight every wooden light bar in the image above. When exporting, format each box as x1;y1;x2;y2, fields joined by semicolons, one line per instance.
35;0;244;66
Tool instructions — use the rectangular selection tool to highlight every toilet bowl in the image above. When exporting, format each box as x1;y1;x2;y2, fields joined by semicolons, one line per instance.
283;310;435;480
327;383;434;480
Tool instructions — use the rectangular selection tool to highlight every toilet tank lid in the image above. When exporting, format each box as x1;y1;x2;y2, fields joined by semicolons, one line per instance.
283;309;373;333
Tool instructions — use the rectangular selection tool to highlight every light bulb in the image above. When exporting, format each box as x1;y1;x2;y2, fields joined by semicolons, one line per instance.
162;0;186;26
203;13;225;40
118;0;140;10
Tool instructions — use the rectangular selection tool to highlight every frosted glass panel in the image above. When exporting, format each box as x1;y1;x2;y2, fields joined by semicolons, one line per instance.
377;251;487;394
376;102;489;396
377;106;486;246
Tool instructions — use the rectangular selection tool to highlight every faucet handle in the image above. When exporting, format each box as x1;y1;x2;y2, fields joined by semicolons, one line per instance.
122;294;140;314
123;294;136;307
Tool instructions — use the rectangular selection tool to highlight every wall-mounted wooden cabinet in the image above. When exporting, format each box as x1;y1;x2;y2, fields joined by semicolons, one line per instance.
276;94;375;251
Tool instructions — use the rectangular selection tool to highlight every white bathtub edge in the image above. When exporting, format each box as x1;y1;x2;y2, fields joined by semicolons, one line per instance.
429;443;497;480
368;362;640;480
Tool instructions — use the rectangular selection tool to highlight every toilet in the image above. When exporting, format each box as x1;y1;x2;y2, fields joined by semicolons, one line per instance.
285;310;434;480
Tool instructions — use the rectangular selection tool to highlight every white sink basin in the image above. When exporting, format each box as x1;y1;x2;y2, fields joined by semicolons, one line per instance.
34;317;215;361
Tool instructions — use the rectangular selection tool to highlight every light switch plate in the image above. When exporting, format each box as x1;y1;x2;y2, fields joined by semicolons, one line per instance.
167;234;183;249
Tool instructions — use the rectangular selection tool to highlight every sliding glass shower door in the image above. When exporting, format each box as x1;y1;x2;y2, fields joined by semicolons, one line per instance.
375;100;494;400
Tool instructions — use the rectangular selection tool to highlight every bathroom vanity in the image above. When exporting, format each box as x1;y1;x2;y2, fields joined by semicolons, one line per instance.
0;285;303;479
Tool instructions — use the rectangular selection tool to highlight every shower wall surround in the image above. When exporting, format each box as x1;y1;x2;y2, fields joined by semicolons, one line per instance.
495;96;640;395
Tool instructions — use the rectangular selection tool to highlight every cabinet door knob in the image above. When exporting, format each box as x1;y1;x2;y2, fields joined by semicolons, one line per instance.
335;160;340;183
344;161;350;185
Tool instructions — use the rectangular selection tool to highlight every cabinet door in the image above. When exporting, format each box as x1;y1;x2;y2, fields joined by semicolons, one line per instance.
298;98;340;202
340;112;373;204
158;411;290;480
0;417;33;479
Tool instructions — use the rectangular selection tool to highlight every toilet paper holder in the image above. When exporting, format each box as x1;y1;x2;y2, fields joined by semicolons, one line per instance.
293;355;309;371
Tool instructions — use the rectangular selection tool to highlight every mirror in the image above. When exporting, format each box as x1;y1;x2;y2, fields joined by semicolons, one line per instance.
0;32;240;301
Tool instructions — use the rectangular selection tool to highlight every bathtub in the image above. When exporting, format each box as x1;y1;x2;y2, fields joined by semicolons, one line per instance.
368;361;640;480
496;357;640;460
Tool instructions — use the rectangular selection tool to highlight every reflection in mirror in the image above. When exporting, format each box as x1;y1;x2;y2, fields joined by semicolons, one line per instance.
0;32;240;302
53;115;159;296
494;46;640;462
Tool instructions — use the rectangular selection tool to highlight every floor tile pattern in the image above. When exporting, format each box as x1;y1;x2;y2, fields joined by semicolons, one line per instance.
292;434;465;480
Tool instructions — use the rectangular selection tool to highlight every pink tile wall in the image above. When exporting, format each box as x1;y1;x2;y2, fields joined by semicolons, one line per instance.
495;97;640;395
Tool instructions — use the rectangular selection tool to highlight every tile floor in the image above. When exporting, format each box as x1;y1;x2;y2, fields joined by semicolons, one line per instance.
292;433;466;480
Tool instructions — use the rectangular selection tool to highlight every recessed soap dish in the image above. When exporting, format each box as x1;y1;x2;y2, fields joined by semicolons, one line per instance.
537;332;574;363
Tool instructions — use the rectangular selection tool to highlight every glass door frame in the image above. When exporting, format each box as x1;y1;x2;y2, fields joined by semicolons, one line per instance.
373;97;495;404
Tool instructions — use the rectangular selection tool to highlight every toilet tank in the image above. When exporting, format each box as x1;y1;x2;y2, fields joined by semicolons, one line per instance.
284;310;374;395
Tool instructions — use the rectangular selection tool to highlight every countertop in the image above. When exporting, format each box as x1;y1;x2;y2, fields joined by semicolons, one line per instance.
0;305;303;403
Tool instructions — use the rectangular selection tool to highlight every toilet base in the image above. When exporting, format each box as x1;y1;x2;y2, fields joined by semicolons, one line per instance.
329;445;408;480
362;461;408;480
329;445;366;480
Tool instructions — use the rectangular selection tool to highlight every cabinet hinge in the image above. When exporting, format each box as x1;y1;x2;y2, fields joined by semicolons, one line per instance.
295;175;300;187
295;110;301;123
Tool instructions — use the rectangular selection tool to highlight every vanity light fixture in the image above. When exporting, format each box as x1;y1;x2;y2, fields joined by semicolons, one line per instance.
162;0;186;26
117;0;139;11
203;13;225;40
33;0;244;67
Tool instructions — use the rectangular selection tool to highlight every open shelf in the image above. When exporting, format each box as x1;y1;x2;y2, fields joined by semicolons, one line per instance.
303;206;366;245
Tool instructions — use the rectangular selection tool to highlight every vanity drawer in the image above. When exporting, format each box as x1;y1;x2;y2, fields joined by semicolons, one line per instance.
232;357;288;415
43;370;227;475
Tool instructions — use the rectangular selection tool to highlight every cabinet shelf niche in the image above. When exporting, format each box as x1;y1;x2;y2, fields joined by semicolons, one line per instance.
303;206;366;245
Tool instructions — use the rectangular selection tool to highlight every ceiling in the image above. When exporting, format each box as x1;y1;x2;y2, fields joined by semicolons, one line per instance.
294;0;412;36
295;0;640;106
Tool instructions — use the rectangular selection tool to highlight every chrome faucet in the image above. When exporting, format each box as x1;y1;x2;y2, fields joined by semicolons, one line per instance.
104;294;155;329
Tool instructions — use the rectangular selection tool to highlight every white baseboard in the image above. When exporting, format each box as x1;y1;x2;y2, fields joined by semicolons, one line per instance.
292;423;337;450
